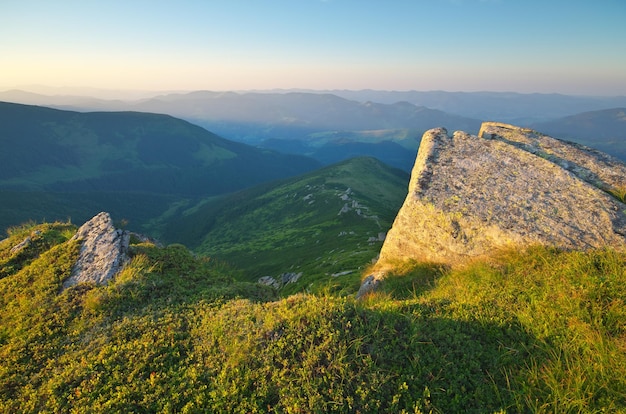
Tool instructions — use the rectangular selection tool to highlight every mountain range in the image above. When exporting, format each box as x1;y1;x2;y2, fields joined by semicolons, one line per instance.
5;87;626;122
323;89;626;123
0;90;481;171
2;98;625;240
2;88;626;170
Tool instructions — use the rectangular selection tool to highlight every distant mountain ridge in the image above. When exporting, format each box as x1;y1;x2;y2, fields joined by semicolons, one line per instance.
3;88;626;167
322;90;626;123
135;91;481;134
0;89;483;134
0;90;482;171
4;88;626;122
121;91;483;171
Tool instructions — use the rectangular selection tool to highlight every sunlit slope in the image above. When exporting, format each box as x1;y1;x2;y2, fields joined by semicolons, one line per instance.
1;221;624;412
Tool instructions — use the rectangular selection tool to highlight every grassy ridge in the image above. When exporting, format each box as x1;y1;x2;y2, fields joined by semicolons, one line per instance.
156;157;409;294
1;220;624;412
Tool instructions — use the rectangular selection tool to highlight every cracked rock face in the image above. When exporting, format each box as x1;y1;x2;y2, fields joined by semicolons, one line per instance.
365;123;626;287
62;212;130;289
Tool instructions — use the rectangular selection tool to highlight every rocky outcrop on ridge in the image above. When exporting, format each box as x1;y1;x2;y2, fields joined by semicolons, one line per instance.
258;272;303;289
358;122;626;297
62;212;130;289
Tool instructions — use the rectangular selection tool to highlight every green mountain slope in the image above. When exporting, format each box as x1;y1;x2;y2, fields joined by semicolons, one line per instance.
156;157;409;294
0;101;320;232
1;220;624;412
0;101;319;193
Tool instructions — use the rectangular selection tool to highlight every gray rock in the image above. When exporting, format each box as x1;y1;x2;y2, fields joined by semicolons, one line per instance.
478;122;626;194
356;273;384;299
258;272;303;289
367;232;387;243
258;276;281;289
10;236;31;255
281;272;302;285
360;123;626;295
62;212;130;289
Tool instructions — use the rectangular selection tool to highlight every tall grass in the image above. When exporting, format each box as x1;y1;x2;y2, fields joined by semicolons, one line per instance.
425;246;626;412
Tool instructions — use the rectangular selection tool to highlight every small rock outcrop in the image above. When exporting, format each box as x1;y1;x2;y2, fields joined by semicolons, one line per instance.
359;122;626;296
10;236;32;255
62;212;130;289
258;272;303;290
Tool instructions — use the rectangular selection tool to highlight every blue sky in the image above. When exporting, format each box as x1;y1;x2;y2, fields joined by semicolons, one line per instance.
1;0;625;95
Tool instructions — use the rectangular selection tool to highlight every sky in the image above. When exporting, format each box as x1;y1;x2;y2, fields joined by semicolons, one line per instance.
1;0;626;95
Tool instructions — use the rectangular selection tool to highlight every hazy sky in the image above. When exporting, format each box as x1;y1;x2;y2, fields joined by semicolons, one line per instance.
2;0;625;95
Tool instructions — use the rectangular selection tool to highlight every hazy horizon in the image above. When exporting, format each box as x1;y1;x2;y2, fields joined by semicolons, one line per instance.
0;85;626;103
2;0;626;96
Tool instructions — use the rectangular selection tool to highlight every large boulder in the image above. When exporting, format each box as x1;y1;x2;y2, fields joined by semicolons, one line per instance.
62;212;130;289
359;123;626;296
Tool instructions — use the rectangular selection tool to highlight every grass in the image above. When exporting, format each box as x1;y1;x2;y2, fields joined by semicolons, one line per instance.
0;220;76;280
422;246;626;412
0;221;624;412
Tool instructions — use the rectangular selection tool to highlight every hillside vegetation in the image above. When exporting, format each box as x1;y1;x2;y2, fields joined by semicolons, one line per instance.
2;100;626;412
154;157;408;295
1;220;624;412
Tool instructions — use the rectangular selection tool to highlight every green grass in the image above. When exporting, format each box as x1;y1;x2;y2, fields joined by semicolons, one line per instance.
1;220;624;412
0;220;76;279
419;246;626;412
608;186;626;203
